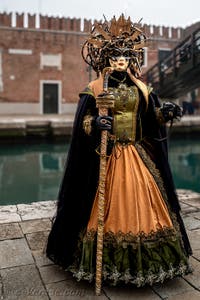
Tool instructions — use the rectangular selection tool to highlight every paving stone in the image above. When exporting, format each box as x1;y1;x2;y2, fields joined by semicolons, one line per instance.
183;216;200;230
178;190;200;202
20;218;52;234
187;229;200;250
0;276;3;298
46;280;107;300
0;264;48;300
32;249;54;267
192;250;200;261
17;201;56;221
39;264;69;284
189;211;200;218
0;205;21;223
183;257;200;289
167;290;200;300
181;198;200;209
0;192;200;299
180;202;192;213
152;277;193;299
26;231;49;251
0;223;23;240
0;238;34;269
192;211;200;220
104;285;160;299
181;205;199;215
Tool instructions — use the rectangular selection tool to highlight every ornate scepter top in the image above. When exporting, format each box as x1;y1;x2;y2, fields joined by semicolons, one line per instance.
102;67;114;93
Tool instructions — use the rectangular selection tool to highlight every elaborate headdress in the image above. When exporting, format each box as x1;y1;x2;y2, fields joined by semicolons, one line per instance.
82;14;147;76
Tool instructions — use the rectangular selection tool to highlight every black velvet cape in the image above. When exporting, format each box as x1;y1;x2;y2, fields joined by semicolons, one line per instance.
46;89;192;269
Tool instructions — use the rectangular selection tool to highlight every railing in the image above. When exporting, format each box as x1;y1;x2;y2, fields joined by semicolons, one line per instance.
146;27;200;98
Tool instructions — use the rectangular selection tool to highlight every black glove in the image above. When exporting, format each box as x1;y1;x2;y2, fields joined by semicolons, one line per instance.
96;116;113;131
160;102;183;122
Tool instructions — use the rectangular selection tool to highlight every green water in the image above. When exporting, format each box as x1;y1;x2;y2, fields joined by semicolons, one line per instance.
0;142;69;205
0;138;199;205
168;137;200;193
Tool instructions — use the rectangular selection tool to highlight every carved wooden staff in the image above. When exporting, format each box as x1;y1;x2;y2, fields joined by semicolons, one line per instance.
95;67;114;296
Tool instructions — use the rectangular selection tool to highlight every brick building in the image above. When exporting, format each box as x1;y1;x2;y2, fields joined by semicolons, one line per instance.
0;12;198;115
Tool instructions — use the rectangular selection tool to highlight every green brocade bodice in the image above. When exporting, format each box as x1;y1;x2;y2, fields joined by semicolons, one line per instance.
110;83;139;144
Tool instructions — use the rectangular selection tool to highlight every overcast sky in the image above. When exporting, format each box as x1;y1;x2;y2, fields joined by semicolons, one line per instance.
0;0;199;28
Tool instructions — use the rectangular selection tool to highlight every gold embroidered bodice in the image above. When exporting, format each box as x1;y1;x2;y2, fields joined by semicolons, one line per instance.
109;83;139;144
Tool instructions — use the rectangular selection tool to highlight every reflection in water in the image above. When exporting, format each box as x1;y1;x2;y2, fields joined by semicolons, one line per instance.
0;138;199;205
0;142;69;205
169;138;200;193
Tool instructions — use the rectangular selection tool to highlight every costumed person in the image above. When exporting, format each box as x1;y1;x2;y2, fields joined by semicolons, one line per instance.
46;15;192;291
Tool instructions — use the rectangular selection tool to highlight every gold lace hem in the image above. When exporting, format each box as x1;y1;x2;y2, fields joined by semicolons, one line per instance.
68;261;192;287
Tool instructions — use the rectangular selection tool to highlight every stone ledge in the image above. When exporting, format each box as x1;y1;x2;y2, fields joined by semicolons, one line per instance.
17;200;57;221
0;205;22;223
0;114;200;138
0;115;74;137
0;190;199;224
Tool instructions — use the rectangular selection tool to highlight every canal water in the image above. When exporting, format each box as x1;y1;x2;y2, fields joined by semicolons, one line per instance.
0;138;199;205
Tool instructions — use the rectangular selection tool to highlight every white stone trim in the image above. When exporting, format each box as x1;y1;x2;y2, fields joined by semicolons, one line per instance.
8;49;33;55
0;49;3;92
40;53;62;70
0;102;77;115
158;47;172;51
61;103;77;114
142;47;148;68
0;103;40;114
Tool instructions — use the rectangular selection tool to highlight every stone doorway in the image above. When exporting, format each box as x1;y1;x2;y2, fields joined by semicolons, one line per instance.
42;83;58;114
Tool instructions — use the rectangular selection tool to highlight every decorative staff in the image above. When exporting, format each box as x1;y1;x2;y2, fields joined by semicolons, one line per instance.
95;67;114;296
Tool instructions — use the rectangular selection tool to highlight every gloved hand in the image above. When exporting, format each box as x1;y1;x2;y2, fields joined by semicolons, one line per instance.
160;102;183;122
96;116;113;131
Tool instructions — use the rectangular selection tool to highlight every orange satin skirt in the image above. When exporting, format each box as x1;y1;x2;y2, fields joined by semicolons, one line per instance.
87;144;173;235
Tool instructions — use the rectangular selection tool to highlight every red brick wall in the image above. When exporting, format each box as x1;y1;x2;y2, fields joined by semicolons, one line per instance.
0;12;188;109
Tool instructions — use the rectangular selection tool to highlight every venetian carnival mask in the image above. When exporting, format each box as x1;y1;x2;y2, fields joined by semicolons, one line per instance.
81;14;147;77
108;48;130;71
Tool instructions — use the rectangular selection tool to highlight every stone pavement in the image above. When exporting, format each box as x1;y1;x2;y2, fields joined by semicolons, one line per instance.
0;190;200;299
